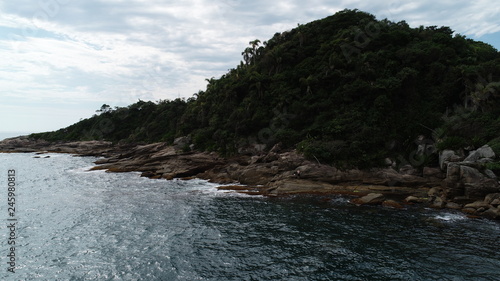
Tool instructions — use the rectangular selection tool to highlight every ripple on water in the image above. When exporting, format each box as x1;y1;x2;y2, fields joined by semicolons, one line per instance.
0;153;499;280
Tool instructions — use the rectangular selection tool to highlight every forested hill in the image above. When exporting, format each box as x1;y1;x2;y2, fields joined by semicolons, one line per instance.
31;9;500;168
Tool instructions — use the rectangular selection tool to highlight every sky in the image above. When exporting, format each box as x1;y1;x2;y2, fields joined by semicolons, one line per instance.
1;0;499;136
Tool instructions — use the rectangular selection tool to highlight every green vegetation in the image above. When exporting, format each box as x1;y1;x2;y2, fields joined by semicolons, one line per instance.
30;9;500;168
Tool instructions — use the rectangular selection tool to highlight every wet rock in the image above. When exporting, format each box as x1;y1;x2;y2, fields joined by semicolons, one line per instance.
445;202;462;210
382;199;403;209
405;196;427;203
482;207;500;220
484;193;500;205
462;208;477;215
267;179;339;195
464;200;490;209
351;193;385;205
430;197;445;209
428;187;443;197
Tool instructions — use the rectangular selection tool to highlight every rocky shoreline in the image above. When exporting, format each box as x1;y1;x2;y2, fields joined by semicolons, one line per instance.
1;135;499;220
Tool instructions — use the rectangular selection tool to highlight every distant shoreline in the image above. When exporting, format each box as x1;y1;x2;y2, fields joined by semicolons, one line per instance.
0;132;32;142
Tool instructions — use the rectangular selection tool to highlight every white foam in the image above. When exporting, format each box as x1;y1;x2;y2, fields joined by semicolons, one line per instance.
434;213;467;222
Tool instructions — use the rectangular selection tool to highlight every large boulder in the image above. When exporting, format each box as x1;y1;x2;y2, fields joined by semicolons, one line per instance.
405;195;427;203
439;150;462;170
484;193;500;205
482;207;500;220
460;166;500;198
443;162;500;200
464;145;495;162
173;136;192;151
351;193;386;205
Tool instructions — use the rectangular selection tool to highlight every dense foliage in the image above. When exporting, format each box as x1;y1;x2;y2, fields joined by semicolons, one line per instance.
30;9;500;168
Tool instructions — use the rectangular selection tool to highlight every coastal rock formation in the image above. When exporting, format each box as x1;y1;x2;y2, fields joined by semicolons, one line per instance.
0;136;113;155
2;136;500;219
351;193;385;205
441;145;499;200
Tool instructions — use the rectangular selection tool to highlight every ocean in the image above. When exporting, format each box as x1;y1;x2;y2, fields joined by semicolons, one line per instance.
0;153;499;280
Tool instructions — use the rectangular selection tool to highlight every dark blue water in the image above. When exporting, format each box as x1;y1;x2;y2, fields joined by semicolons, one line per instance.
0;153;499;280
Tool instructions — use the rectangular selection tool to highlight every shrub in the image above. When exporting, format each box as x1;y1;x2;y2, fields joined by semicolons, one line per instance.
436;136;466;151
487;137;500;157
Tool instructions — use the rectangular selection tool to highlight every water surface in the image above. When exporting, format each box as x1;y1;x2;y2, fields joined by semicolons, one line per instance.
0;153;498;280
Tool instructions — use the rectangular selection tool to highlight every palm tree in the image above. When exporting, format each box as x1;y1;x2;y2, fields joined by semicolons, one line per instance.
241;39;261;65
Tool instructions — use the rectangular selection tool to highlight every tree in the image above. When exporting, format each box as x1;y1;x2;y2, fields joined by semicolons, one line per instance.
96;104;112;115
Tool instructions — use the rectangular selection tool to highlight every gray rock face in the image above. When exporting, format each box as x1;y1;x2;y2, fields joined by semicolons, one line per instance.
173;136;192;151
440;145;499;200
464;145;495;162
439;150;462;170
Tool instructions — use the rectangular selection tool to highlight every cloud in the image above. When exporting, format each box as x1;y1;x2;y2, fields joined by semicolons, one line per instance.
0;0;499;132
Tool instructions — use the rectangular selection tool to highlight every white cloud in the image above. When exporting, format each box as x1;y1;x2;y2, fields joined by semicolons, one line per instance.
0;0;499;133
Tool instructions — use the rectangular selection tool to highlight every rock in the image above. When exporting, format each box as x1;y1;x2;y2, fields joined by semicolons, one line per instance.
267;179;339;195
0;137;113;155
263;152;279;163
399;165;420;176
384;158;393;166
484;169;497;179
445;163;461;181
484;193;500;205
482;207;500;219
405;196;427;203
423;167;444;179
464;145;495;162
462;208;477;215
444;163;500;199
439;150;461;171
491;199;500;207
430;197;445;209
173;136;191;151
445;202;462;210
382;199;403;209
428;187;443;197
237;165;279;185
269;143;282;153
290;164;343;183
367;168;428;187
351;193;385;205
464;200;490;209
237;143;266;155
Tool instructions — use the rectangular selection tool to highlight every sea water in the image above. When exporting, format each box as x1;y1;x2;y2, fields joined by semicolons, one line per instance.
0;153;499;280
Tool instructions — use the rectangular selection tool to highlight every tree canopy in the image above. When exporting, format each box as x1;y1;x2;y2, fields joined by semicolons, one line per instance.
31;9;500;168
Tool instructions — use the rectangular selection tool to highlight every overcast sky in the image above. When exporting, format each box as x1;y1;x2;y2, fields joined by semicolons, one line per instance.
1;0;499;136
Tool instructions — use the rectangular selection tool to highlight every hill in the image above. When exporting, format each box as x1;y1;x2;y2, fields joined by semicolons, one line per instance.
30;9;500;169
